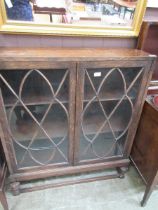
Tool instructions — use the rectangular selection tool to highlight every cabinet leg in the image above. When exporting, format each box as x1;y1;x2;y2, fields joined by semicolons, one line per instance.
10;182;20;196
123;165;130;173
116;167;125;179
141;173;158;206
141;185;153;207
0;190;9;210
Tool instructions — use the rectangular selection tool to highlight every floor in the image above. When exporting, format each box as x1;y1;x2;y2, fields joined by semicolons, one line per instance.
1;166;158;210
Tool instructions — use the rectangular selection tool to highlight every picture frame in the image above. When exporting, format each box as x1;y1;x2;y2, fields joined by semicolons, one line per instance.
0;0;147;37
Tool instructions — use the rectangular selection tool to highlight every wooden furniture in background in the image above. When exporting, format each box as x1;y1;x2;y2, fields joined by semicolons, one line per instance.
131;98;158;206
137;21;158;95
0;48;156;194
33;4;67;23
0;140;8;210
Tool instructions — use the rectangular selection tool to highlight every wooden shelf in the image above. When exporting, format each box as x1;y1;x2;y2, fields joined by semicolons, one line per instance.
9;112;125;144
10;118;68;143
4;94;69;107
82;114;126;136
4;93;135;107
83;96;134;103
84;89;137;102
7;102;69;143
3;85;138;107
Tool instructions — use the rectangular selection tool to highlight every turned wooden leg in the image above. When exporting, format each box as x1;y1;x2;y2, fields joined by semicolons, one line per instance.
116;167;125;179
123;165;130;173
0;190;8;210
10;182;20;196
141;173;158;207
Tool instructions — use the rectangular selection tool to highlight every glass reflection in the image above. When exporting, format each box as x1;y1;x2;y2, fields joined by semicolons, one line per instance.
4;0;138;26
5;0;34;21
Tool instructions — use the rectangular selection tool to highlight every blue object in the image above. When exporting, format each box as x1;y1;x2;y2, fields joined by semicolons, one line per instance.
6;0;33;21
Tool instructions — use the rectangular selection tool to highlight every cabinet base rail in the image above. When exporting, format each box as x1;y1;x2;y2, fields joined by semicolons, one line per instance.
9;161;130;195
0;164;9;210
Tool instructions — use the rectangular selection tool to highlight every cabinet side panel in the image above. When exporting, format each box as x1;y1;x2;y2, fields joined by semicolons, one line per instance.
131;101;158;184
124;59;156;157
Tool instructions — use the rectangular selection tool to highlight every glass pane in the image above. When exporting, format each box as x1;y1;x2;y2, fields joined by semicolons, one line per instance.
0;69;69;168
84;68;125;101
79;67;143;162
4;0;138;27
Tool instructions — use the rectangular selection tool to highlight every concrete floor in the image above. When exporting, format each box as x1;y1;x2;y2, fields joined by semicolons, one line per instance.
1;166;158;210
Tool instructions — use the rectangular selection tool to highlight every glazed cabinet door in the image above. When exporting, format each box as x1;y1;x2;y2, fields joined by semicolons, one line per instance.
0;63;76;172
74;61;152;165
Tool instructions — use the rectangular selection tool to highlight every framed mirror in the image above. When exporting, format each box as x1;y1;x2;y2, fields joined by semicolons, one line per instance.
0;0;147;37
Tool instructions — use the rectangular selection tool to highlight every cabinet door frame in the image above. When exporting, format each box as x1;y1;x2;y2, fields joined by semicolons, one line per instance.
0;62;76;174
0;141;8;210
74;60;154;165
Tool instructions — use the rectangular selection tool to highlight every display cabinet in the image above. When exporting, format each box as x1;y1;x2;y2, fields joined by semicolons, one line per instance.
0;48;156;194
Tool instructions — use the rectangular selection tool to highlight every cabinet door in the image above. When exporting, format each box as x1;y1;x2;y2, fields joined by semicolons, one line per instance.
0;63;76;171
75;61;151;165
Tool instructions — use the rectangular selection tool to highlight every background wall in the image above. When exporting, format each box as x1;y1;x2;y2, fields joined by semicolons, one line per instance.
0;7;157;48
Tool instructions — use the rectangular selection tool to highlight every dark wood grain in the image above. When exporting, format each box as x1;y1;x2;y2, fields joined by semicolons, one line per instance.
131;100;158;206
0;48;156;194
0;48;154;62
9;159;130;182
137;21;158;84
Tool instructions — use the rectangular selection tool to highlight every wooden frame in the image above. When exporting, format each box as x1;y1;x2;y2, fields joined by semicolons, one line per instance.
0;164;8;210
0;48;156;194
0;140;8;210
0;0;147;37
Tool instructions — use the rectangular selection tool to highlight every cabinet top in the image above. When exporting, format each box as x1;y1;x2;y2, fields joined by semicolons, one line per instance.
0;48;156;62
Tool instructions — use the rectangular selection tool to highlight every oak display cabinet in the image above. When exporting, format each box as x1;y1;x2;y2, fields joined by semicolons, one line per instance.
0;48;156;194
